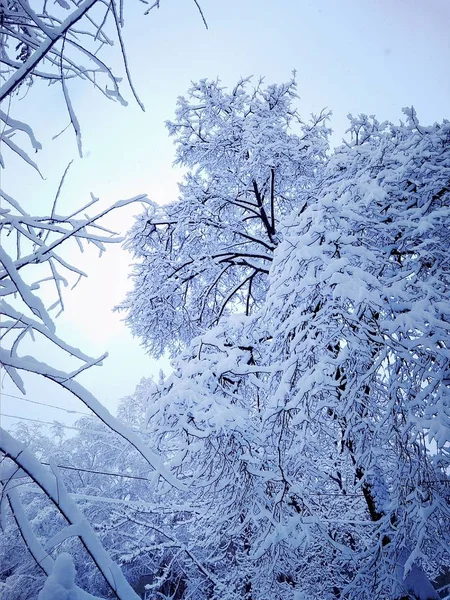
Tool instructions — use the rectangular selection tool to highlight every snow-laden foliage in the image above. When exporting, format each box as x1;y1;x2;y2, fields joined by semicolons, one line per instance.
119;78;330;356
260;110;450;598
119;102;450;599
0;402;207;599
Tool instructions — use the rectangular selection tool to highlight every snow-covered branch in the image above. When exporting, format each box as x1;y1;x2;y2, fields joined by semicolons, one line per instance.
1;429;140;599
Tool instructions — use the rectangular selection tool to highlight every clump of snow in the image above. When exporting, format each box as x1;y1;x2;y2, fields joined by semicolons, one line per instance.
38;553;76;600
403;564;439;600
38;553;100;600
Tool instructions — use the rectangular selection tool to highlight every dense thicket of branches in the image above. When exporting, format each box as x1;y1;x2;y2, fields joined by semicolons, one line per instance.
118;86;450;599
119;78;330;356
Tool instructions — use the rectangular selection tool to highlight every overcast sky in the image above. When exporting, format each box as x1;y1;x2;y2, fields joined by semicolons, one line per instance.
2;0;450;430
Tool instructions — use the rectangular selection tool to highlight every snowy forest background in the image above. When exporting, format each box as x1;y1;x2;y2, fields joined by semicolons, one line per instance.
0;1;449;599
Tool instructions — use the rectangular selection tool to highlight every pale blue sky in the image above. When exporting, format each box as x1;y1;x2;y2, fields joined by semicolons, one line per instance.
2;0;450;427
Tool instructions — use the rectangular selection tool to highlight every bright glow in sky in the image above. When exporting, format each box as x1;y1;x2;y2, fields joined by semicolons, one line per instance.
2;0;449;427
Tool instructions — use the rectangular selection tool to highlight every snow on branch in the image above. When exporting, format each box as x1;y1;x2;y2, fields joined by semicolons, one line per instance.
0;0;168;165
0;350;185;489
1;430;140;599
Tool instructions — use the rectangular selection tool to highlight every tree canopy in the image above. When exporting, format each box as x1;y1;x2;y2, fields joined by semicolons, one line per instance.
120;78;330;356
118;85;449;599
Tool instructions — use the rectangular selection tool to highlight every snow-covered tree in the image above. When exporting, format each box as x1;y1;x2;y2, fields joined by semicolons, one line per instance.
260;110;450;599
123;94;450;599
3;51;449;598
0;394;205;599
120;77;330;356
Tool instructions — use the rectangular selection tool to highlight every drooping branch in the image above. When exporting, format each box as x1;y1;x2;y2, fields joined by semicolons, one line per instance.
1;429;141;599
0;351;185;490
